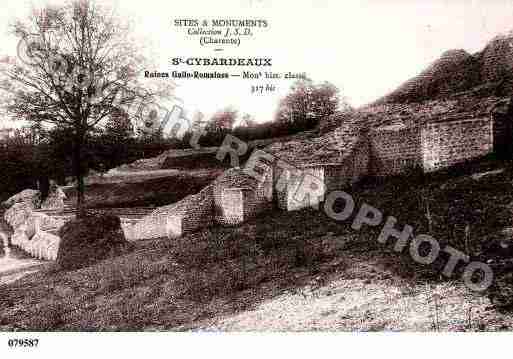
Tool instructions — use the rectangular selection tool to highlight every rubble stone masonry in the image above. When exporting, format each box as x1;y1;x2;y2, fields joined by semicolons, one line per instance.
275;166;325;212
129;185;214;240
421;117;493;172
368;116;494;175
325;137;370;190
369;124;423;176
217;188;249;225
214;165;273;225
6;111;501;257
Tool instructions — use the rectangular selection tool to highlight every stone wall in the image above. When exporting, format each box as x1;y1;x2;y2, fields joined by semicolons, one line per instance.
492;109;512;157
368;117;494;175
274;166;294;211
2;189;41;209
40;185;66;211
2;111;499;249
325;136;371;191
214;166;273;225
166;186;214;238
24;230;61;261
421;117;493;172
128;165;275;239
6;210;64;261
129;185;214;240
124;210;167;241
276;166;325;212
369;124;423;176
216;188;248;225
273;137;370;213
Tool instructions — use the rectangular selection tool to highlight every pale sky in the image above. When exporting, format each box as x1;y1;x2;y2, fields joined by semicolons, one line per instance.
2;0;513;125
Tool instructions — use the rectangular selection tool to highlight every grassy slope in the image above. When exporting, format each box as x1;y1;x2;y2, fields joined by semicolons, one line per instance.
1;156;513;331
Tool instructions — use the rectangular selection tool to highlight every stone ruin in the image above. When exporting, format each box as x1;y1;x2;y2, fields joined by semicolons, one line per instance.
40;181;67;210
369;116;493;175
125;185;215;241
124;165;274;241
4;93;511;260
4;193;66;261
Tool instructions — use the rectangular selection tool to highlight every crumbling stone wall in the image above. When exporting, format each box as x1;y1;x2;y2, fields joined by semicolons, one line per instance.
324;165;352;192
130;165;275;239
214;165;273;225
275;165;325;212
2;189;41;209
40;182;66;211
351;137;371;182
254;164;273;207
369;124;423;176
5;111;500;248
368;117;494;175
166;186;214;238
7;210;64;261
275;167;297;211
124;210;167;240
273;135;370;213
129;185;214;240
26;231;61;261
216;188;248;225
325;137;370;190
421;117;493;172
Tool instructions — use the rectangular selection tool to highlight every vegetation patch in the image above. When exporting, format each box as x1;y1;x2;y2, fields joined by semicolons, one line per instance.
57;213;133;271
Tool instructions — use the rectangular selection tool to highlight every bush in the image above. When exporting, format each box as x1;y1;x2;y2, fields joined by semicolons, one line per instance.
57;213;133;270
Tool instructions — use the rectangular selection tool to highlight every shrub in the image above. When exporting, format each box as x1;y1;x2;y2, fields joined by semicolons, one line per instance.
57;213;133;270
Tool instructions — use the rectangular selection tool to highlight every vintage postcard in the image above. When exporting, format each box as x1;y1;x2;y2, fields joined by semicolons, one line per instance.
0;0;513;356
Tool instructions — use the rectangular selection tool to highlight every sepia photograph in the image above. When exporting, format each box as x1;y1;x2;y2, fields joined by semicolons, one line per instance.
1;0;513;356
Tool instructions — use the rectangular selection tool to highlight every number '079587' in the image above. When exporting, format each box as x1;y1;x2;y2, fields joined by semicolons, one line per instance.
7;338;39;348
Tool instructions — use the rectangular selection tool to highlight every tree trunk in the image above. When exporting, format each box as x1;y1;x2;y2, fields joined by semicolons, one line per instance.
73;132;86;217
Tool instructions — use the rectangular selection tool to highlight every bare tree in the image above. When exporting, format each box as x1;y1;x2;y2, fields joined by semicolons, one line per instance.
0;0;163;215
